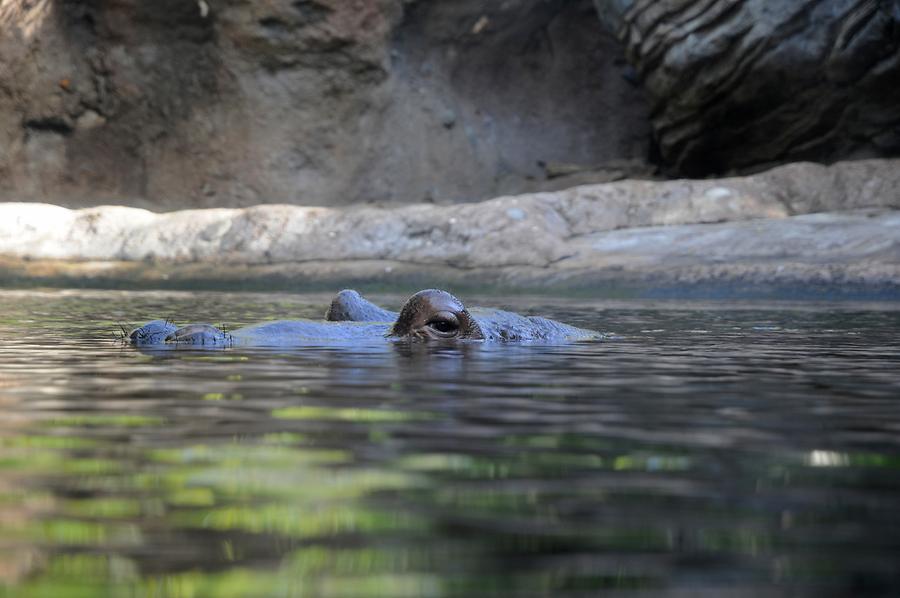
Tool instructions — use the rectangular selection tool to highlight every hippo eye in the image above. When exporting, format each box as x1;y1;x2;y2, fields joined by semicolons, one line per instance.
425;312;460;337
429;319;456;333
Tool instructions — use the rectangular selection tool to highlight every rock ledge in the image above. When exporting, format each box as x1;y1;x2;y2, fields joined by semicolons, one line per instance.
2;159;899;298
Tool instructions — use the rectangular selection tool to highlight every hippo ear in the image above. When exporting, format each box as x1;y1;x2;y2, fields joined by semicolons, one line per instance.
326;289;361;322
388;293;425;337
327;289;398;323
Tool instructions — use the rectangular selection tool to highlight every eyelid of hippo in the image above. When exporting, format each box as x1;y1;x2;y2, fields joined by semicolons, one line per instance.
389;289;485;340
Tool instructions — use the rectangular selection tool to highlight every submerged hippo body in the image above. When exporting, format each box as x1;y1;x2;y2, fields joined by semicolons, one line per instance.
128;289;599;347
128;317;393;347
470;311;596;342
328;289;596;342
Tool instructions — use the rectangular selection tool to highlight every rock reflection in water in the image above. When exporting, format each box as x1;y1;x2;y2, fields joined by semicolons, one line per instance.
0;290;898;597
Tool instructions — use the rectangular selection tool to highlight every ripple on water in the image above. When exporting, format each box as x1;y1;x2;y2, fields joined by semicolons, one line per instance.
0;290;899;597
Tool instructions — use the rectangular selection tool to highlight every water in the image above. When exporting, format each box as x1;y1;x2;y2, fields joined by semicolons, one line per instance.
0;289;899;598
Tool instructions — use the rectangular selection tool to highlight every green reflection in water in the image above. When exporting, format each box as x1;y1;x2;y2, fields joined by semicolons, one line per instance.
0;455;121;476
19;566;443;598
47;415;165;427
3;548;660;598
175;502;425;538
260;432;309;446
0;436;99;450
0;430;434;596
399;449;692;477
149;444;350;468
0;554;139;598
839;452;900;469
167;486;217;508
7;519;143;547
150;442;425;538
62;497;142;519
272;406;433;423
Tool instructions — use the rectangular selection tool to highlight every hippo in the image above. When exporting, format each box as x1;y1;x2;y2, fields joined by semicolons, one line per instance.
326;289;599;342
128;289;599;347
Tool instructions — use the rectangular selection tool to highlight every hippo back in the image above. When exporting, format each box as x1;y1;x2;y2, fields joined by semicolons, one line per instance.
470;309;599;342
232;320;392;345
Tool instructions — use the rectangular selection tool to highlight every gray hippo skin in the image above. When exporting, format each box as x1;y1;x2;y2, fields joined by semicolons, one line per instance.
128;289;599;347
327;289;597;342
325;289;398;323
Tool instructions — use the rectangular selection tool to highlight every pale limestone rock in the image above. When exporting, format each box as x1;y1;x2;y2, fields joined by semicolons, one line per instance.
0;159;898;292
75;110;106;130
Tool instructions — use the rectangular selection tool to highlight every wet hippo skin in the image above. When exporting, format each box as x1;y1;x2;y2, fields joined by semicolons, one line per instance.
128;289;600;346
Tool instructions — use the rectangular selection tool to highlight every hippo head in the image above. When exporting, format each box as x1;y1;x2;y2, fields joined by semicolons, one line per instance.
389;289;484;340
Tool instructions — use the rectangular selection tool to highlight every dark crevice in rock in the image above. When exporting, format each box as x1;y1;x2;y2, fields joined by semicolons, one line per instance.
836;0;879;50
258;16;290;32
639;0;740;68
672;0;725;30
649;23;758;123
656;36;769;159
624;0;680;37
25;118;73;136
687;0;745;37
290;0;333;24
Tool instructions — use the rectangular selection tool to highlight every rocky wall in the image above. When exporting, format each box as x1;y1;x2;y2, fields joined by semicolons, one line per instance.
2;0;898;210
595;0;900;175
0;0;652;209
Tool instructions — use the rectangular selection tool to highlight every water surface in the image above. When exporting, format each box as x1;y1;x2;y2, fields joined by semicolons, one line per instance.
0;289;899;597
